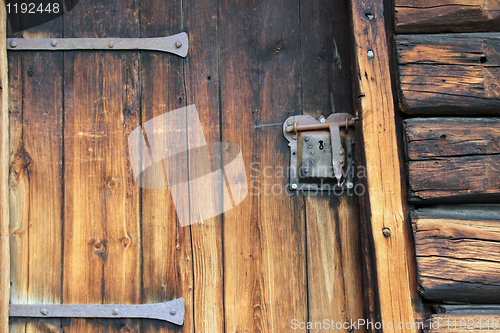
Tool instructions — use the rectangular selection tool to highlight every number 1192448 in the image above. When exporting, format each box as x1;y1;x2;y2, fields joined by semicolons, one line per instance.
443;318;499;330
7;2;60;14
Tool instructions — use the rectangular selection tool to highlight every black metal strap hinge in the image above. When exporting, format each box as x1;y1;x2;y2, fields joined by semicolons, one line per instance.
9;298;185;325
7;32;189;57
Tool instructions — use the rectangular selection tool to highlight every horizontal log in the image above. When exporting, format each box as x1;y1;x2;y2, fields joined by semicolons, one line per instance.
396;0;500;34
398;33;500;115
404;118;500;203
412;206;500;303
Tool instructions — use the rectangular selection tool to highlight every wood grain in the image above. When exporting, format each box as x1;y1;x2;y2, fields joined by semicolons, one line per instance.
220;0;307;331
395;0;500;34
405;118;500;160
0;2;8;332
301;0;353;117
62;1;141;333
412;206;500;303
7;11;63;333
301;1;365;330
140;1;194;332
397;33;500;115
351;0;421;331
404;118;500;203
183;0;224;332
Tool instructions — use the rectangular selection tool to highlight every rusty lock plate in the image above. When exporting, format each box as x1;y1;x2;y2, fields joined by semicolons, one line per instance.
283;113;357;192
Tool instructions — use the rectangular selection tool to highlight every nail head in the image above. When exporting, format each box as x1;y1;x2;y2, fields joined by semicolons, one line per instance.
9;40;17;48
367;50;374;58
51;40;57;47
40;308;48;315
170;309;177;315
175;41;182;48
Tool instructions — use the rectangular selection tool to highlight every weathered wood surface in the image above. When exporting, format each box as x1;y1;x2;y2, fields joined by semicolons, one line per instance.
140;1;194;333
7;10;63;333
352;0;421;331
398;33;500;115
63;1;142;333
395;0;500;34
220;1;309;331
183;0;224;332
405;118;500;203
0;3;8;332
301;0;365;330
7;1;369;332
412;206;500;303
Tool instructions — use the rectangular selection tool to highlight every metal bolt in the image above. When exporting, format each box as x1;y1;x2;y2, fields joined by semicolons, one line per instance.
303;167;308;174
175;41;182;48
346;182;354;189
340;158;344;164
108;41;115;48
291;183;298;190
382;228;391;237
51;40;58;47
367;50;374;58
40;308;48;315
339;151;344;156
9;40;17;48
170;309;177;315
320;118;326;124
287;121;292;126
304;136;309;142
112;308;119;316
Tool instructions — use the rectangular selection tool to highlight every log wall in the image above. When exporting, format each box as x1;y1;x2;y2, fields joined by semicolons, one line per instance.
396;0;500;326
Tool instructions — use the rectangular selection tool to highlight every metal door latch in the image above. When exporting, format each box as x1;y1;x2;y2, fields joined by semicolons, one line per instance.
283;113;357;191
9;298;185;325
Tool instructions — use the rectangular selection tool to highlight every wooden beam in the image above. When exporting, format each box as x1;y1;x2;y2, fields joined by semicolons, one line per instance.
412;206;500;303
395;0;500;34
397;33;500;115
0;1;8;331
405;118;500;203
351;0;421;331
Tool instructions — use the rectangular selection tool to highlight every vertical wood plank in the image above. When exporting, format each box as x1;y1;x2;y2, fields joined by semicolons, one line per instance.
301;0;354;117
0;1;8;332
140;1;194;332
7;14;63;333
351;0;421;331
301;1;366;331
184;0;224;332
220;0;307;331
63;2;141;333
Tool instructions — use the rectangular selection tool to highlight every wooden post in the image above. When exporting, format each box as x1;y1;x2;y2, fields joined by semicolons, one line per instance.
0;1;9;331
351;0;421;331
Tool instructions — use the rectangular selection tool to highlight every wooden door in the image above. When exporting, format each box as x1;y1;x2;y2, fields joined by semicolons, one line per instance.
3;0;420;332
